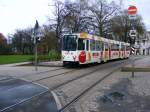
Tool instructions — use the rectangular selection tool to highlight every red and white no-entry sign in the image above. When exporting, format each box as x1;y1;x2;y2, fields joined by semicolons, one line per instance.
128;6;137;15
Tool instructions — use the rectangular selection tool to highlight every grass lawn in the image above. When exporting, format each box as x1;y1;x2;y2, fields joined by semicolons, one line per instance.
0;55;33;64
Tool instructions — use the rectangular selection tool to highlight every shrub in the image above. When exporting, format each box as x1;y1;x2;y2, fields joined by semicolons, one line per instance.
0;44;12;55
48;50;61;61
30;50;61;63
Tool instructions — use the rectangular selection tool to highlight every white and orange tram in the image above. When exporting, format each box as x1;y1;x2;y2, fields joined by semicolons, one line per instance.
61;32;130;65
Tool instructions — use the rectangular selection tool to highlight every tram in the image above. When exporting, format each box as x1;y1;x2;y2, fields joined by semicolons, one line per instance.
61;32;130;65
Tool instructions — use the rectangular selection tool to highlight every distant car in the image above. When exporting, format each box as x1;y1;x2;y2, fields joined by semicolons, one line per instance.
0;77;59;112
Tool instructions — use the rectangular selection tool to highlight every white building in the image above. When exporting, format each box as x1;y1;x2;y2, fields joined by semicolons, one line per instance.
145;31;150;55
134;31;150;55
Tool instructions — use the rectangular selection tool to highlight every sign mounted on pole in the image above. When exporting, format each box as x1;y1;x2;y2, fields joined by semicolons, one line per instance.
128;5;137;15
129;30;137;37
128;5;137;20
129;30;137;40
129;15;137;20
131;47;135;54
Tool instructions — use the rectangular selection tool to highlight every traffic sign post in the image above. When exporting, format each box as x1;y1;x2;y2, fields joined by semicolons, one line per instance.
128;5;137;77
34;20;39;71
128;5;138;46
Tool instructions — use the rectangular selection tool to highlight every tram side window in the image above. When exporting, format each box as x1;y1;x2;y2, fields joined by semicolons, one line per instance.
111;44;119;51
116;44;119;51
101;42;103;50
111;44;114;51
126;46;130;51
78;38;85;50
121;45;125;50
86;40;89;51
96;41;102;51
105;43;109;51
90;39;95;51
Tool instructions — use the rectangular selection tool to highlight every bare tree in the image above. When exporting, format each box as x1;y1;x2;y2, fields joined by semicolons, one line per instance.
49;0;92;35
40;25;58;53
12;28;34;54
110;10;146;43
63;0;92;33
89;0;119;37
49;0;67;39
48;0;70;52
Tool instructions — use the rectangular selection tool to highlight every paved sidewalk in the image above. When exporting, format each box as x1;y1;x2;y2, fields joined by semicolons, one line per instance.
125;56;150;67
38;61;63;67
75;56;150;112
0;62;31;67
0;61;63;67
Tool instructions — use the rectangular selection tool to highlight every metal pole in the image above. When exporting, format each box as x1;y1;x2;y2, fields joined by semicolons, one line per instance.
131;58;135;78
130;15;136;78
34;20;39;71
35;40;38;71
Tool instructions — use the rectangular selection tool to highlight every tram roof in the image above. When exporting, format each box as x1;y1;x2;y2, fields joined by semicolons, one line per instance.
79;33;125;44
63;32;130;45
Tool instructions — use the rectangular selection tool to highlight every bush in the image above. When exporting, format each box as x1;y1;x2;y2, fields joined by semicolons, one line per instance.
48;50;61;61
0;44;12;55
30;50;61;63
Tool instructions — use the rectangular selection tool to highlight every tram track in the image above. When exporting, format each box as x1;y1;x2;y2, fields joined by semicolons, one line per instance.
19;67;65;78
31;65;101;83
19;56;142;83
23;57;142;84
27;62;108;82
59;67;119;112
34;59;130;90
2;67;65;78
4;57;142;112
7;63;101;84
52;57;142;112
11;67;83;82
19;64;99;81
0;56;144;112
31;69;79;82
34;57;141;88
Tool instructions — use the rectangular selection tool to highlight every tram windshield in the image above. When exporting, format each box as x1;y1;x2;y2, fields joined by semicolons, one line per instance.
62;35;77;51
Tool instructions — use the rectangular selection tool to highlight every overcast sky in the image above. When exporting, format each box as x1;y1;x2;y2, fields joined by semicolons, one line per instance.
0;0;52;37
0;0;150;37
125;0;150;30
